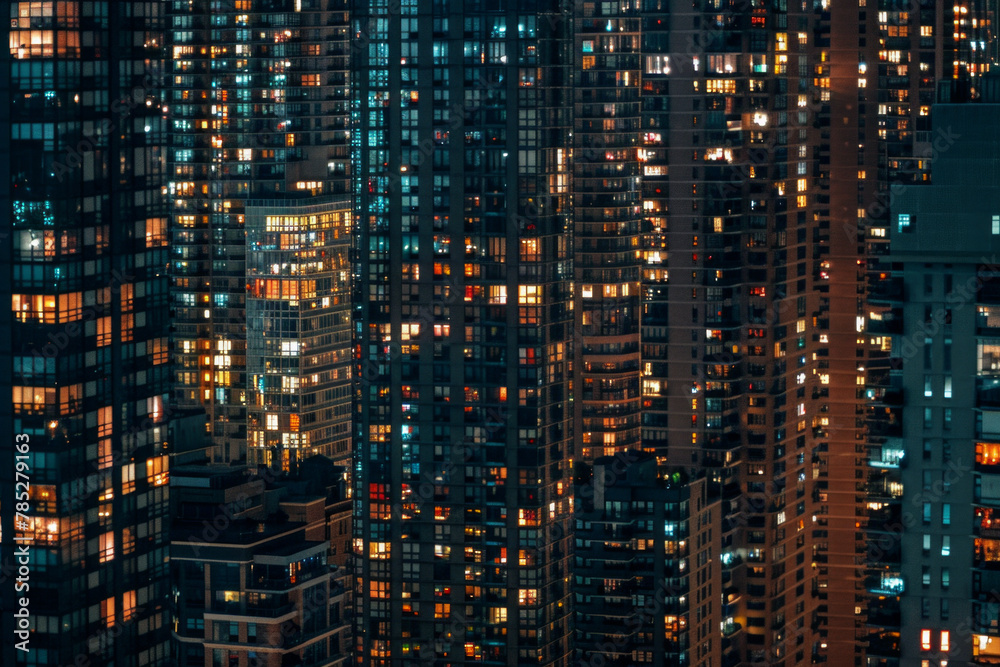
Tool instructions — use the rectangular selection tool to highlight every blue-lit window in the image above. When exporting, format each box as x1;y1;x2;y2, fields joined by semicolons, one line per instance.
897;213;913;232
878;572;904;594
402;235;419;257
993;214;1000;235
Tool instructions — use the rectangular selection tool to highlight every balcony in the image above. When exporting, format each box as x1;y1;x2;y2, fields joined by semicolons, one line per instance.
868;444;906;469
979;307;1000;333
865;631;900;658
867;503;902;534
868;276;903;303
980;280;1000;305
866;418;902;439
980;379;1000;409
976;536;1000;571
866;310;902;335
870;388;903;407
866;601;900;630
208;601;296;619
246;566;330;591
865;477;903;503
866;535;901;566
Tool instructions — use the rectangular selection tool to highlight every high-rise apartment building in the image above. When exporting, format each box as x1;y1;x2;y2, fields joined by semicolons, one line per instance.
821;0;881;660
2;2;172;664
640;0;828;662
861;3;996;664
573;0;643;463
574;452;723;667
350;0;574;663
167;0;351;466
245;199;353;473
865;90;1000;666
863;0;997;240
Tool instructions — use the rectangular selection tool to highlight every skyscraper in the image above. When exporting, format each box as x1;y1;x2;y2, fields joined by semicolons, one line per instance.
167;0;351;467
244;199;353;473
866;86;1000;666
640;0;828;662
573;453;724;666
350;0;574;663
2;2;172;664
862;3;997;664
164;2;356;664
821;0;880;658
573;0;643;464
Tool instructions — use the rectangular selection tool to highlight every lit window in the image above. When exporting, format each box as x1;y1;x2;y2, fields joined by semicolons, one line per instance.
146;455;169;486
941;630;950;651
921;629;932;650
518;285;541;305
123;590;137;622
488;285;507;304
400;323;421;341
898;213;913;232
99;532;115;563
123;463;135;494
102;597;115;629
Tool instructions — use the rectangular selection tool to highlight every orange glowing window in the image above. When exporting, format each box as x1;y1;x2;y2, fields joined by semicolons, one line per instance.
978;442;1000;466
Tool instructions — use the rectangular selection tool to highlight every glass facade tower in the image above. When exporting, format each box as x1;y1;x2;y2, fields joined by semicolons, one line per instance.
245;200;353;470
2;2;172;665
167;0;350;465
351;0;574;663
